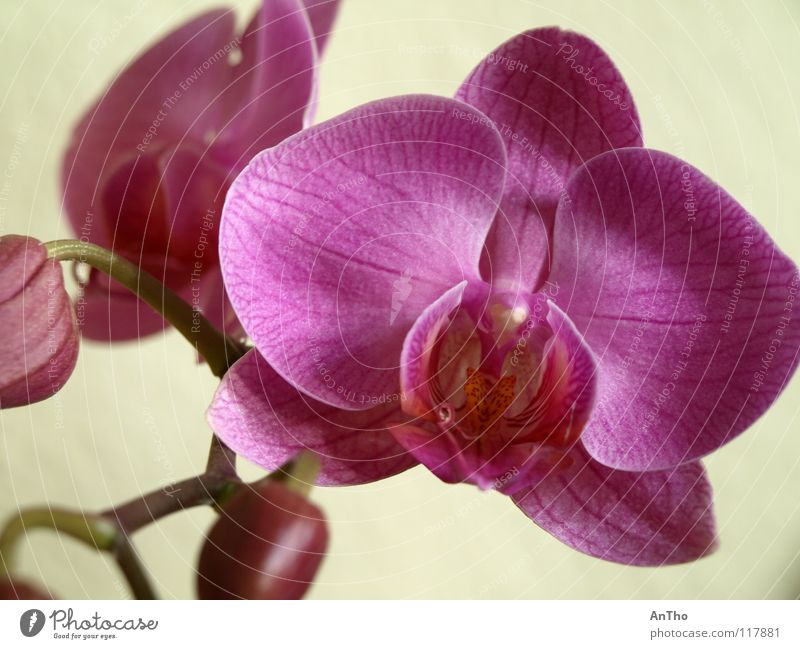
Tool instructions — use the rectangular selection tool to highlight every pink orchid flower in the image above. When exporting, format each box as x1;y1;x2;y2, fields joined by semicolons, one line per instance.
0;236;79;409
208;29;800;565
62;0;339;340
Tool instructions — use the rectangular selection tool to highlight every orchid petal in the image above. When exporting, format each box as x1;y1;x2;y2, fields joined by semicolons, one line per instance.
456;28;642;289
513;444;717;565
157;146;228;270
78;271;167;341
220;95;507;410
550;148;800;471
388;423;473;485
301;0;341;53
77;147;229;340
213;0;319;166
531;301;599;447
99;153;172;274
390;423;559;495
207;349;416;486
78;260;232;343
63;10;237;244
399;282;467;419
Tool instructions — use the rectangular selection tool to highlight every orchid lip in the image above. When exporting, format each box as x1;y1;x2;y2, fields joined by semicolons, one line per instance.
396;282;597;493
421;294;581;450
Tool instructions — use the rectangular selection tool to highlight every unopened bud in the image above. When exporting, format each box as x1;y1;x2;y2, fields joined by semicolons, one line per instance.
0;235;78;409
197;479;328;599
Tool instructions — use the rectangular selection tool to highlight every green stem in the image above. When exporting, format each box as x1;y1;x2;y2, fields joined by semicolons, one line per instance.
0;465;242;597
0;509;156;597
44;239;245;377
270;451;320;497
0;454;311;596
113;537;157;600
0;507;123;590
0;508;117;574
102;434;241;534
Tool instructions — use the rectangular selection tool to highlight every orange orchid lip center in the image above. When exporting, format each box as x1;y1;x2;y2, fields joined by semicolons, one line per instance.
417;293;587;453
395;282;597;495
461;368;517;438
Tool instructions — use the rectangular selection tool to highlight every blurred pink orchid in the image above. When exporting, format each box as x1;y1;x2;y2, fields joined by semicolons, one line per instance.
208;29;800;565
62;0;339;340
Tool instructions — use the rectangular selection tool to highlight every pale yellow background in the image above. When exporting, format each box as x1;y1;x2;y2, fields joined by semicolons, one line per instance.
1;0;799;599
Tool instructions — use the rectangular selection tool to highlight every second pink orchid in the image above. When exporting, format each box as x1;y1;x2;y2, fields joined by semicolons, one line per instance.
62;0;340;340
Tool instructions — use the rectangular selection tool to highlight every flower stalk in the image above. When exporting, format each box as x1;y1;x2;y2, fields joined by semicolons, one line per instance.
0;507;157;599
44;239;246;377
102;472;240;535
0;434;243;599
0;444;322;598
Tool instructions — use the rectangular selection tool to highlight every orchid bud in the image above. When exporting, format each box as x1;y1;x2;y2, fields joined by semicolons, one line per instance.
0;577;53;599
0;235;79;409
197;480;328;600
